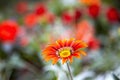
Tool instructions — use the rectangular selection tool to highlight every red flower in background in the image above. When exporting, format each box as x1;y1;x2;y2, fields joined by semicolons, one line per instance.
24;13;38;27
74;9;82;21
0;20;19;42
35;4;47;16
106;7;119;22
88;37;100;50
62;12;73;24
15;2;27;14
88;4;100;18
76;20;100;50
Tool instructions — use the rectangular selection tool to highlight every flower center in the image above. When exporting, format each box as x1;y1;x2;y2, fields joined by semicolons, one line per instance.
59;47;71;58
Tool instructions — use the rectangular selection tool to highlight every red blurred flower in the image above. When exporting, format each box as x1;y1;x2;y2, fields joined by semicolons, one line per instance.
106;7;119;22
0;20;19;42
88;37;100;50
62;12;73;24
24;13;38;27
74;9;82;21
88;4;100;18
35;4;47;16
15;2;27;14
76;20;100;50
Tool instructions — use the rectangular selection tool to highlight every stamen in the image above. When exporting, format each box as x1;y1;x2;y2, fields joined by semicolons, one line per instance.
56;47;73;58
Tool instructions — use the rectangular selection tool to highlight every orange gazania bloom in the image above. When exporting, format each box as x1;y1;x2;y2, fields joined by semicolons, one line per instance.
42;38;88;64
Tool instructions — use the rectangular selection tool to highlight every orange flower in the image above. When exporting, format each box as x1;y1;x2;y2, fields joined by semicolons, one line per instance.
80;0;101;6
42;38;88;64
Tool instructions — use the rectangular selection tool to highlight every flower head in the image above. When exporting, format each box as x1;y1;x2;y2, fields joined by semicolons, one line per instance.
62;12;73;24
35;4;47;16
0;20;19;42
88;4;100;18
88;37;100;50
42;38;87;64
74;8;82;21
106;7;119;23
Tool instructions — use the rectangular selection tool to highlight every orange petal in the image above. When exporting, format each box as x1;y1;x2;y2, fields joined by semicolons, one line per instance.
42;51;56;57
68;56;73;63
44;55;57;62
52;57;59;65
73;42;88;51
72;51;81;58
44;56;51;62
43;45;58;54
66;38;75;46
56;39;66;47
44;46;56;52
56;40;62;47
80;50;87;56
49;43;61;50
71;40;82;49
43;50;56;54
42;53;55;57
62;39;67;47
62;58;68;64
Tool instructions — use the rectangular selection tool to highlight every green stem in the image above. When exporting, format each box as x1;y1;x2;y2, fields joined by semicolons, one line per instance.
67;62;73;80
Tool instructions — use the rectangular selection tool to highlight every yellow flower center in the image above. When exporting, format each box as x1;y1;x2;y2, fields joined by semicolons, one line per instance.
59;48;71;58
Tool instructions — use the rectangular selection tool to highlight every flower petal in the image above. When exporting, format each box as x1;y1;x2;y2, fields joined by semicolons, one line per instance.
73;41;88;51
66;38;75;46
72;51;81;58
68;56;73;63
62;39;67;47
44;55;57;62
52;57;59;65
49;43;61;50
44;46;56;52
42;50;56;57
80;50;87;56
71;40;82;49
56;40;63;47
62;58;68;64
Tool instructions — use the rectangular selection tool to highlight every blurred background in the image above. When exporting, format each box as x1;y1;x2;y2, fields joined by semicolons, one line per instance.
0;0;120;80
